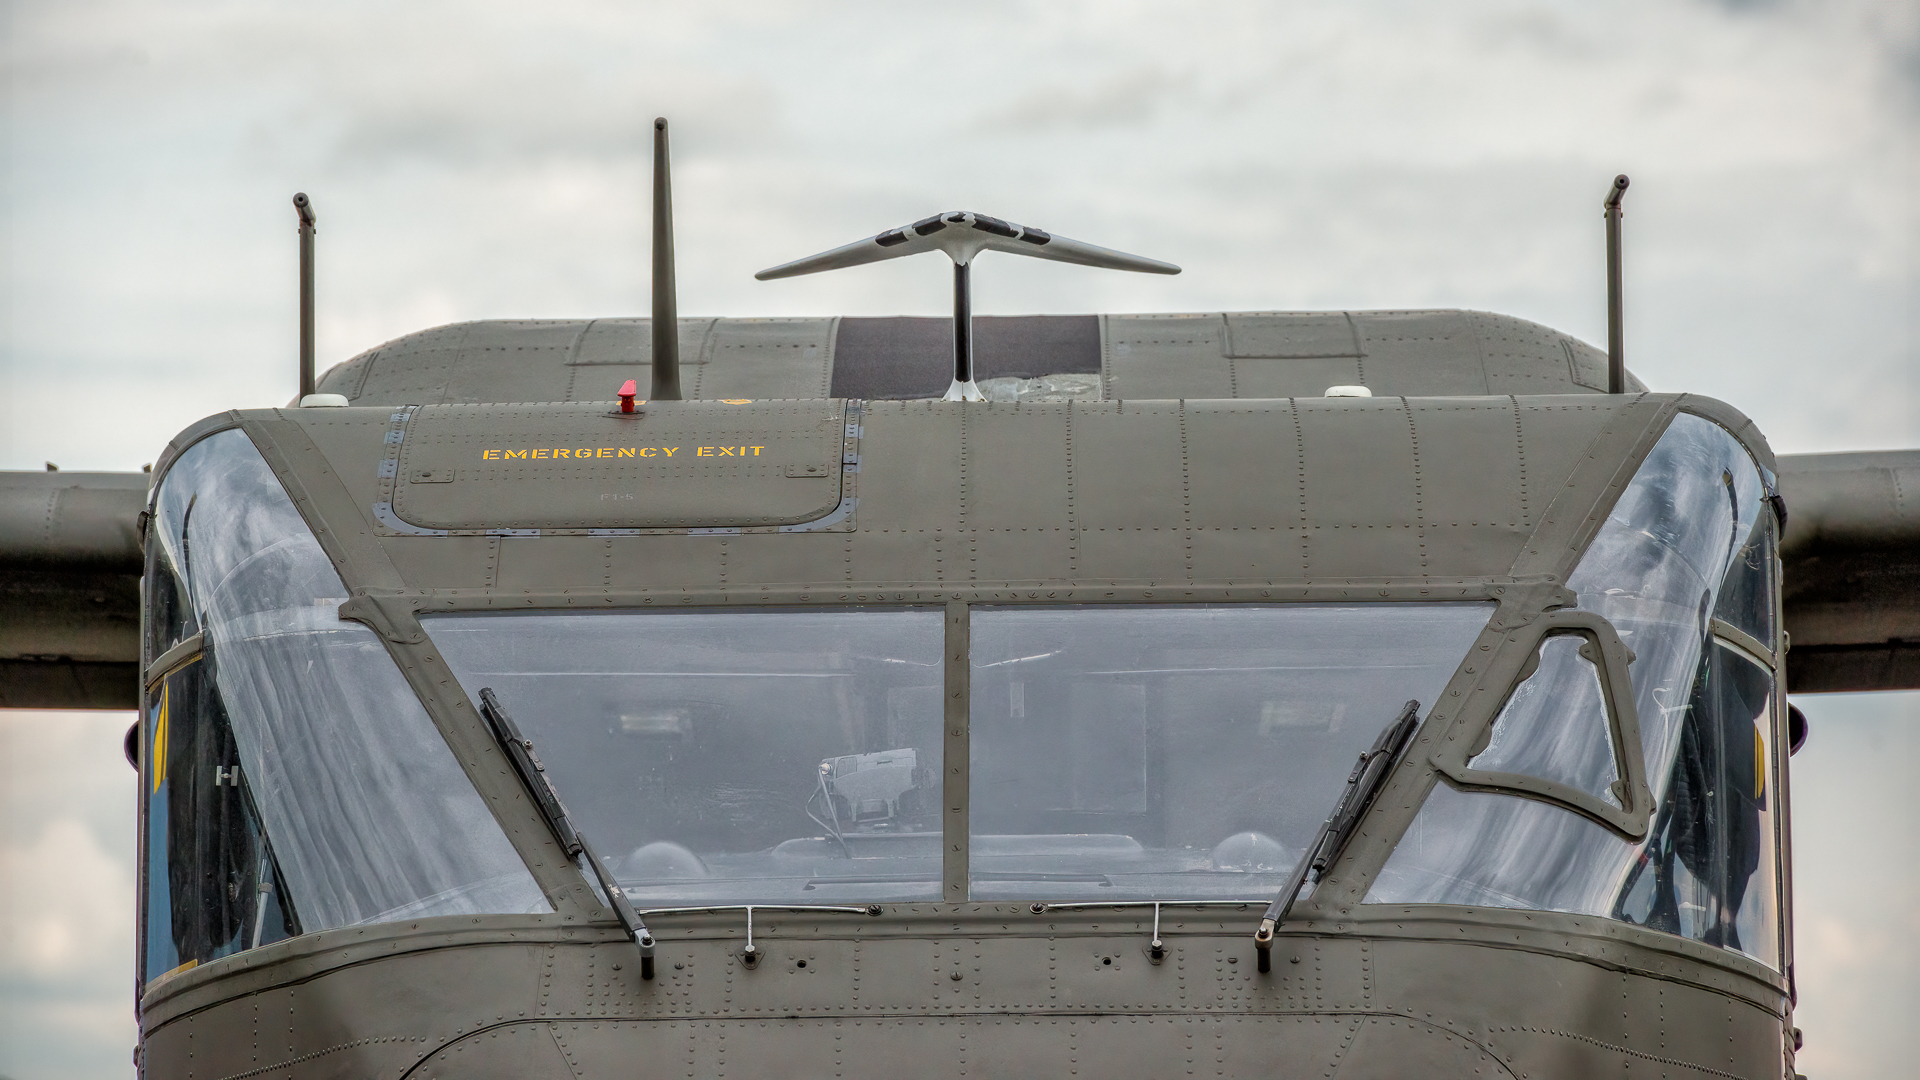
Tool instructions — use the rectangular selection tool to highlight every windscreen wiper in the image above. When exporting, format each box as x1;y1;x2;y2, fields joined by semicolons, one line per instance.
1253;699;1422;973
478;687;656;980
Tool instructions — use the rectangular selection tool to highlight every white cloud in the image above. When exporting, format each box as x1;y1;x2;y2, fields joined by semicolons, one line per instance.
3;0;1911;470
0;713;139;1080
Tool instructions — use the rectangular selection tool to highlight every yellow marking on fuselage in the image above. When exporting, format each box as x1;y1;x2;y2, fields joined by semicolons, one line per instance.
480;447;684;460
477;444;767;461
151;684;168;793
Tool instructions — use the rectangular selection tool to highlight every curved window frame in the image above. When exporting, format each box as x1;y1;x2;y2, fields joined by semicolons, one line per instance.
1363;409;1787;970
1428;609;1654;840
137;426;549;989
130;399;1791;981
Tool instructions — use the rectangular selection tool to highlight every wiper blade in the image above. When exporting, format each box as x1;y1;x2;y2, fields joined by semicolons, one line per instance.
478;687;656;980
1253;699;1422;972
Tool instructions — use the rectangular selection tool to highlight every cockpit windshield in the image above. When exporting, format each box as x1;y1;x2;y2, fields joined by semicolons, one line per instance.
965;604;1491;902
139;430;547;987
425;602;1492;906
1368;413;1785;969
429;608;948;905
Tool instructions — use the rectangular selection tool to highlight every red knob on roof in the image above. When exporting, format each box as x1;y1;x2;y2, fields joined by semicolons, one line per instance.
617;379;639;414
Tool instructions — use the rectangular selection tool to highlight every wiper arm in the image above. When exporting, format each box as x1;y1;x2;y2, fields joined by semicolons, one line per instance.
478;687;656;980
1253;699;1422;973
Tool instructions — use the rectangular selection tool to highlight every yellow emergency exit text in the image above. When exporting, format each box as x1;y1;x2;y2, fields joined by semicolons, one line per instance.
478;446;766;460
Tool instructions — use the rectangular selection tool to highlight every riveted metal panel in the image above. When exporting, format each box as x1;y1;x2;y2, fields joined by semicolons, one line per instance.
377;319;584;406
420;1024;578;1078
560;316;718;408
1349;310;1488;394
245;393;1677;595
1070;402;1186;532
852;402;966;535
1403;399;1533;571
1366;931;1783;1080
1102;313;1230;399
1076;528;1191;584
138;900;1791;1076
565;317;716;366
1184;401;1303;531
716;532;852;591
689;317;837;400
390;534;500;591
585;534;704;591
387;400;846;532
1295;398;1422;578
841;527;953;587
317;310;1648;410
1231;355;1368;399
1224;311;1363;359
959;404;1072;533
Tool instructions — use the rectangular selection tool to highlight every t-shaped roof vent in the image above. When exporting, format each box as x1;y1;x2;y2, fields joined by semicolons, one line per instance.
757;211;1178;401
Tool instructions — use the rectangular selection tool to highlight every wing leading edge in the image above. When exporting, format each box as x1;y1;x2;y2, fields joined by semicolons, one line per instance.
1778;450;1920;693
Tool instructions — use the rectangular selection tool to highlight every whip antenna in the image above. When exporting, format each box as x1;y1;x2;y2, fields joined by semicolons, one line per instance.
1603;174;1629;394
293;193;317;401
651;118;682;401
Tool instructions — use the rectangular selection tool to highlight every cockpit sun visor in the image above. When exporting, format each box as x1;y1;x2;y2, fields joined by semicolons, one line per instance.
382;400;849;533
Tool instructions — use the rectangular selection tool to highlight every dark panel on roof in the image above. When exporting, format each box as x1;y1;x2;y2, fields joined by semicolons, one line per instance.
831;316;1099;399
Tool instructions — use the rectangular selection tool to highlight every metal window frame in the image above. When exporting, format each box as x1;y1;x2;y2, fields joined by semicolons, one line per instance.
1427;608;1655;841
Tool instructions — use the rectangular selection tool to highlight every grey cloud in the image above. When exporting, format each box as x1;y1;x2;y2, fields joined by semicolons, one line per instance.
971;67;1196;132
317;67;780;171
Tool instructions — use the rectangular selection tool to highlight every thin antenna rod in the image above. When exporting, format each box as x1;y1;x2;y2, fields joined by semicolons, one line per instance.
293;193;316;401
1604;174;1629;394
650;118;682;401
952;262;974;391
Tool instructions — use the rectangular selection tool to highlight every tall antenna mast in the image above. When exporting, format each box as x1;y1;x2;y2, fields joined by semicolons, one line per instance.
1603;174;1629;394
757;211;1178;401
650;118;682;401
293;192;317;401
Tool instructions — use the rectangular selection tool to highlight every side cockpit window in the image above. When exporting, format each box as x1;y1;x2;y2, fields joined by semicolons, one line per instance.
1369;413;1783;969
143;656;298;983
139;429;546;988
1612;641;1774;951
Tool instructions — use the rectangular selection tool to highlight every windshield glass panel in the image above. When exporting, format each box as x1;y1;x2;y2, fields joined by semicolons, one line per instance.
1714;509;1776;644
967;603;1492;902
1613;642;1778;955
1370;414;1783;968
1468;634;1619;801
425;608;947;906
141;431;545;984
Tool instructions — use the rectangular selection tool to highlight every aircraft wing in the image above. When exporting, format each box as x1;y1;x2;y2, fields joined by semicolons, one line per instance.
0;470;145;709
1777;450;1920;692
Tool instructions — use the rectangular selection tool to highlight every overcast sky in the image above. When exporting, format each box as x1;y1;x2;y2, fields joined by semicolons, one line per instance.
1;1;1915;1077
